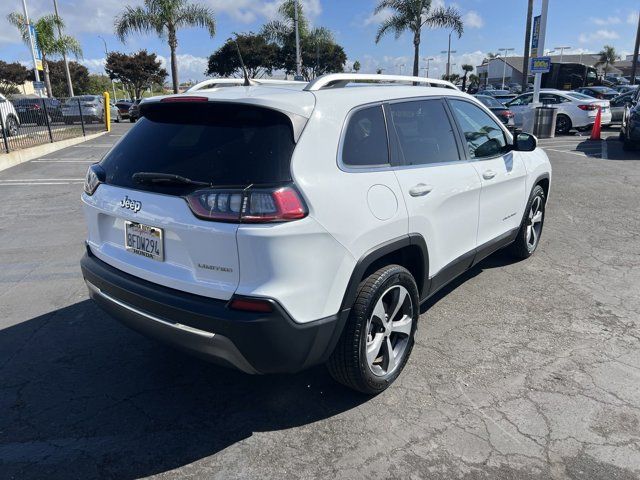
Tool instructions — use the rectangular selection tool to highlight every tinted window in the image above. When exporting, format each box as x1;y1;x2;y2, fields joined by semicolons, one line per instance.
449;99;508;159
476;96;504;108
509;94;532;106
101;102;296;194
342;105;389;166
388;99;460;165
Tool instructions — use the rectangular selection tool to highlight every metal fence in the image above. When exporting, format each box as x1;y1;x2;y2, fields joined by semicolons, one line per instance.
0;95;110;154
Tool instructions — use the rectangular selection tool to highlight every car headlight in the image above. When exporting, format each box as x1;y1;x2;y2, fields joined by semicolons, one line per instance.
84;164;105;195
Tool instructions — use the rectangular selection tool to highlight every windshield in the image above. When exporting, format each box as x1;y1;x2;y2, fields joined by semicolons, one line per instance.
476;96;504;108
100;102;297;195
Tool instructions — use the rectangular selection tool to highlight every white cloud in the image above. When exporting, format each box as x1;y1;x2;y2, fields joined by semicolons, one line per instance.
362;8;392;27
591;16;621;26
463;11;484;29
628;11;639;25
578;29;620;44
206;0;321;24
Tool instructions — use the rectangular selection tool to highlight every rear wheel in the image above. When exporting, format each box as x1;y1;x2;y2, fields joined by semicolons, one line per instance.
509;185;546;259
555;114;572;135
327;265;419;394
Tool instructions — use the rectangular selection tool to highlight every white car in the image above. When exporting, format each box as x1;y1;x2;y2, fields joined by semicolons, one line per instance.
0;93;20;137
81;74;552;394
506;89;611;135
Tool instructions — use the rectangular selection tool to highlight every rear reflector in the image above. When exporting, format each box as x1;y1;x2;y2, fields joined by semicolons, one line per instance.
160;96;208;103
229;298;273;313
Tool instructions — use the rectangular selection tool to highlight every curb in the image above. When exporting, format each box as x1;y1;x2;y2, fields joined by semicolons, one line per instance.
0;130;108;173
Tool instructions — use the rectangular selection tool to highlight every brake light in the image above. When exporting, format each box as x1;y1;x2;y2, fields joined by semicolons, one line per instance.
500;110;514;118
160;96;208;103
229;297;273;313
185;185;307;223
578;104;599;111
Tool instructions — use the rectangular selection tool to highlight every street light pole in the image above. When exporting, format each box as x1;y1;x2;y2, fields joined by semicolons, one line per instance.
52;0;73;96
532;0;549;106
99;36;117;100
554;45;571;63
293;0;302;79
21;0;42;96
499;47;515;89
423;57;435;77
441;31;457;78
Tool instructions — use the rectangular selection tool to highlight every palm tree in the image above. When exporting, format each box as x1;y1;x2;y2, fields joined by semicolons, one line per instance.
374;0;463;77
482;52;498;64
596;45;617;78
353;60;361;73
461;63;473;91
7;12;82;98
115;0;216;94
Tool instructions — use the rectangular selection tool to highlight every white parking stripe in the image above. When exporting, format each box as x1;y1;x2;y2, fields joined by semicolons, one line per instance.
32;160;95;163
73;144;112;147
0;178;84;182
0;182;84;186
546;148;601;158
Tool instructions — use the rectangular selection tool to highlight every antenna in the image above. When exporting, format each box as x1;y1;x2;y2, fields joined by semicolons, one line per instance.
232;36;254;87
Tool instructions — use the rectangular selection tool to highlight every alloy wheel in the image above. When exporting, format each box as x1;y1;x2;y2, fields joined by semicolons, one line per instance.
365;285;414;377
526;195;544;250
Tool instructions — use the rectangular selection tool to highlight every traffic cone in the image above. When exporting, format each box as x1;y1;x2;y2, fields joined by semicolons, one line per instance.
590;106;602;141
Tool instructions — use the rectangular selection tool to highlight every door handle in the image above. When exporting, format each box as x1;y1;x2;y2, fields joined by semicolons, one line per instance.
409;183;433;197
482;170;497;180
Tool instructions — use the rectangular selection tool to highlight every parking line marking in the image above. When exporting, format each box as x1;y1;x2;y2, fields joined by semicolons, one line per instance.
0;178;84;182
0;182;84;186
546;148;601;158
32;160;95;163
72;144;113;147
602;140;608;160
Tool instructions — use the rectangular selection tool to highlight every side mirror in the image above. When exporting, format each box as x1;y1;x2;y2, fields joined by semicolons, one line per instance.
514;132;537;152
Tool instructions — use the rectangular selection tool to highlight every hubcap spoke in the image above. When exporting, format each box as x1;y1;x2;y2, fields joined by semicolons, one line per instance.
385;337;396;372
372;298;386;323
391;315;412;336
526;225;533;244
388;287;407;323
366;333;384;366
532;211;543;224
530;224;538;246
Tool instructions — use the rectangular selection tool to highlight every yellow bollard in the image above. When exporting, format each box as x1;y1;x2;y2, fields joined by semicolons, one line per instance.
103;91;111;132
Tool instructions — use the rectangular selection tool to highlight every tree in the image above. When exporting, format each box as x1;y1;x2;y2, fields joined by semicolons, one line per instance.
262;0;344;80
115;0;215;94
461;63;473;91
374;0;463;77
207;33;278;78
353;60;361;73
105;50;168;99
7;12;82;97
0;61;29;96
596;45;617;77
47;60;89;97
441;72;460;83
483;52;498;64
86;74;113;95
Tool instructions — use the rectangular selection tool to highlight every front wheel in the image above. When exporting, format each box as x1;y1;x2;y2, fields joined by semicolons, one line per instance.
509;185;546;259
327;265;419;394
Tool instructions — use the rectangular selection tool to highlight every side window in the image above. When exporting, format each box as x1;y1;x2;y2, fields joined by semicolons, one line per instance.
449;99;508;159
342;105;389;167
388;99;460;166
510;94;532;106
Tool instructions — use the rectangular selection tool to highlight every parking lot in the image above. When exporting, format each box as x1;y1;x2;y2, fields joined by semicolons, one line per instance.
1;123;639;479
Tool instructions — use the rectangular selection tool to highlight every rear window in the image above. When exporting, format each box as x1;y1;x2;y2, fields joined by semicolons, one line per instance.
476;96;503;108
100;102;296;194
566;92;591;100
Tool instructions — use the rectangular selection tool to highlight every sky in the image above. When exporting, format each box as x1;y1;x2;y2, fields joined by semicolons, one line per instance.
0;0;638;83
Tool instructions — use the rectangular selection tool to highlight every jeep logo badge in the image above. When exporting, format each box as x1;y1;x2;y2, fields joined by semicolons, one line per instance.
120;195;142;213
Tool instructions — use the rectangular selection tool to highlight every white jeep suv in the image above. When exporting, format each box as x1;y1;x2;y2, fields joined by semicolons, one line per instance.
81;74;551;394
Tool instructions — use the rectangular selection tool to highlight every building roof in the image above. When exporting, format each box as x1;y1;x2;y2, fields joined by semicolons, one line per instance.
477;54;624;76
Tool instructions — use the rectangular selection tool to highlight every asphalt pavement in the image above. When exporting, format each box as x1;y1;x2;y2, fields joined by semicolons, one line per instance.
0;124;639;479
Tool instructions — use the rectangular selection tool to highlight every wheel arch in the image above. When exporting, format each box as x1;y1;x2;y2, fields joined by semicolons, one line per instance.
340;234;430;312
533;172;550;198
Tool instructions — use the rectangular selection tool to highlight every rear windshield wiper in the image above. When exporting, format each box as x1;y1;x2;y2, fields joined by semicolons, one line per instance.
132;172;211;187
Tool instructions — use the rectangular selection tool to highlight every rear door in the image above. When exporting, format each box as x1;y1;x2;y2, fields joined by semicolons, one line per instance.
388;98;481;286
83;101;300;300
447;98;527;248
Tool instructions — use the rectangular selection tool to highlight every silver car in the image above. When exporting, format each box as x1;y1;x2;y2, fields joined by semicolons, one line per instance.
610;91;636;124
62;95;105;124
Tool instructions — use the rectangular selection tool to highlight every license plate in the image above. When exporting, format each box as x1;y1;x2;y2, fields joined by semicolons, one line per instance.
124;221;164;261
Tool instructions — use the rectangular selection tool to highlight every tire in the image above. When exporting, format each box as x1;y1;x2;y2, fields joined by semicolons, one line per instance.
327;265;419;394
4;116;19;137
129;117;135;123
509;185;546;259
555;114;572;135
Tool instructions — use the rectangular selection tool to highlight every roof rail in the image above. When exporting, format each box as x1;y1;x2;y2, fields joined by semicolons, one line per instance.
304;73;458;91
185;78;305;92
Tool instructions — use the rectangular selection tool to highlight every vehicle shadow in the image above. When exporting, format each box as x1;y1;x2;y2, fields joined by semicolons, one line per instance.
420;249;520;313
0;301;367;479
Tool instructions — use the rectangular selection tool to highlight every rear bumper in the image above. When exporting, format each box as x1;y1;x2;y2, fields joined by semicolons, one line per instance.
81;249;347;374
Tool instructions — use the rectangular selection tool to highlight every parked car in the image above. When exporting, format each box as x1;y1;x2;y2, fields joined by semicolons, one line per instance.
615;85;638;95
13;97;63;125
620;87;640;150
506;89;612;134
80;74;552;394
574;86;619;100
0;93;20;136
474;94;515;129
508;83;522;94
483;89;518;104
115;101;132;119
109;102;121;122
62;95;105;124
609;91;636;124
128;99;142;122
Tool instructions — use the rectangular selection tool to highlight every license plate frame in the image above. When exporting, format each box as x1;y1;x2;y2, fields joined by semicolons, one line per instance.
124;221;164;262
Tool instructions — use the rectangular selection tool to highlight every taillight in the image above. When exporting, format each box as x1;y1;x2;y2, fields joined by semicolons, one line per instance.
185;185;307;223
84;164;105;195
578;104;599;111
500;110;514;118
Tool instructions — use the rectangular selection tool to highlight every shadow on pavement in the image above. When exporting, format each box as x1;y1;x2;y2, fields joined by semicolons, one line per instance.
0;301;367;479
